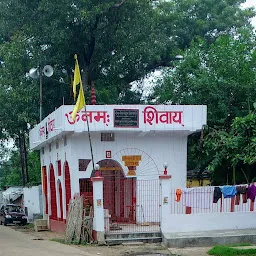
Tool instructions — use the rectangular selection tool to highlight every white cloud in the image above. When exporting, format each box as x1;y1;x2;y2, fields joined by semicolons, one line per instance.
242;0;256;27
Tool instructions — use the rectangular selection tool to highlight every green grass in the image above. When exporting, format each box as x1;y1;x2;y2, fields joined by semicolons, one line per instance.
26;223;34;229
225;244;252;248
13;223;34;230
208;244;256;256
50;238;87;246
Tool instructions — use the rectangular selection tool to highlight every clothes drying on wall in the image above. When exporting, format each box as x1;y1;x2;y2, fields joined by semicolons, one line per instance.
236;185;248;205
175;189;182;202
213;187;222;203
182;187;214;209
221;186;237;198
175;184;256;210
248;184;256;202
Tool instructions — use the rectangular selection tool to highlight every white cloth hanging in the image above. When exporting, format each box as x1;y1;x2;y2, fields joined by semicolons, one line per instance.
183;187;214;209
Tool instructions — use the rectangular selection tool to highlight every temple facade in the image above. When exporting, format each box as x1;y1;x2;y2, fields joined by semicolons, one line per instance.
29;104;207;233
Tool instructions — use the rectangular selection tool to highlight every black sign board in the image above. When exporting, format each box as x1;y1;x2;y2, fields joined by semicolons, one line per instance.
114;109;139;128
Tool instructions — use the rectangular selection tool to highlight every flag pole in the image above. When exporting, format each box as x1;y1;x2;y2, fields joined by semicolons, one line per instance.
72;54;95;171
84;104;95;171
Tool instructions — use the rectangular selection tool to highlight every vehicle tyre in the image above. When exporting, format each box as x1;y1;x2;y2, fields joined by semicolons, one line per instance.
3;219;7;226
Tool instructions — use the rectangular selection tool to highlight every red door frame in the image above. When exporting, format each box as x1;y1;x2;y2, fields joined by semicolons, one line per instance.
58;181;63;220
64;161;71;214
42;166;48;214
95;159;135;224
49;164;57;220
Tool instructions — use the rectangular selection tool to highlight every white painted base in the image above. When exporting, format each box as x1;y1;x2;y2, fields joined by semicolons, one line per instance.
162;212;256;233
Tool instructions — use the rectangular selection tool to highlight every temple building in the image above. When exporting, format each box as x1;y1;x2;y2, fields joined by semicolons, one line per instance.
29;104;207;233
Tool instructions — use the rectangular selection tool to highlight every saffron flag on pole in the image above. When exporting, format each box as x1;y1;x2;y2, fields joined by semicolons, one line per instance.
71;54;86;121
72;54;81;100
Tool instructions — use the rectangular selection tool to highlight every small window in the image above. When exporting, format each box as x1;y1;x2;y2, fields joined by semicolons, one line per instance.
101;133;115;141
79;159;91;171
49;143;52;152
64;136;67;146
56;140;59;149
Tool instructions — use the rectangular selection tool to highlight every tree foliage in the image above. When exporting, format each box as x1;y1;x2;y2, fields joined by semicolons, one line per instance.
0;0;254;109
0;0;255;187
152;28;256;184
152;29;256;127
204;112;256;184
0;150;41;189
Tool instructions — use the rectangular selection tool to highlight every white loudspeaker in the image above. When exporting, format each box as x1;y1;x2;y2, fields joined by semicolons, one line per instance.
43;65;54;77
28;68;39;79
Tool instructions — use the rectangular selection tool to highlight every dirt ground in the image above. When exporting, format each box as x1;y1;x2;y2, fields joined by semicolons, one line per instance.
9;225;171;256
7;224;214;256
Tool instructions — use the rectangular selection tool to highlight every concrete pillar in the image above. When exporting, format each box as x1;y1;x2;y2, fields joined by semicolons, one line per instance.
159;175;172;233
91;176;105;243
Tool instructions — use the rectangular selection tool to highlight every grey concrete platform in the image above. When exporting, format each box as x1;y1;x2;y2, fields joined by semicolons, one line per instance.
163;229;256;248
105;231;162;245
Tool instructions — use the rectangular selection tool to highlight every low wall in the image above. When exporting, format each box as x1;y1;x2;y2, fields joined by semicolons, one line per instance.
162;212;256;233
23;186;43;222
50;219;66;234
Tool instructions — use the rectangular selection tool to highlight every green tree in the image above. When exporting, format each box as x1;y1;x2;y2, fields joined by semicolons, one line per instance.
204;112;256;185
0;0;254;109
0;0;255;185
0;149;41;189
152;29;256;127
151;28;256;182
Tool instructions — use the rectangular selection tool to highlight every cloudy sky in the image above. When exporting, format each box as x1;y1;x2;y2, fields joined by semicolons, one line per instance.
243;0;256;27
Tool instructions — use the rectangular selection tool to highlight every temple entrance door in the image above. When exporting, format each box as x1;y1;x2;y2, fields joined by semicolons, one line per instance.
102;170;116;220
94;159;136;224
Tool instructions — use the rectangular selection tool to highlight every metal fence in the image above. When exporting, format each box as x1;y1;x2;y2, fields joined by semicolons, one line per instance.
103;177;161;233
169;185;255;215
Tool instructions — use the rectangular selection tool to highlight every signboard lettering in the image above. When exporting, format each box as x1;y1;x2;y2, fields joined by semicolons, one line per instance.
114;109;139;128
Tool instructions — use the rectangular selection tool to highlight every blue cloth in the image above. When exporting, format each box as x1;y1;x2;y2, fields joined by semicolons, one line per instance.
221;186;236;198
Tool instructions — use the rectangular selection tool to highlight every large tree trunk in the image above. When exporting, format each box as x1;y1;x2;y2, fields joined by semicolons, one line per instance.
18;135;26;186
23;134;29;184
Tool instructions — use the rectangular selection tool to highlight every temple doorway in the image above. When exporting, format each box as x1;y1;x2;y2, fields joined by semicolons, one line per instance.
95;159;136;224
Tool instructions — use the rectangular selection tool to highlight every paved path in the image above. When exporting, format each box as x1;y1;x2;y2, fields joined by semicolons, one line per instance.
0;225;92;256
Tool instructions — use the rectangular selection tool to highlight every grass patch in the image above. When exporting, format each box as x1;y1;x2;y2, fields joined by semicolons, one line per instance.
230;244;252;247
208;245;256;256
26;223;34;229
13;223;34;230
50;238;87;246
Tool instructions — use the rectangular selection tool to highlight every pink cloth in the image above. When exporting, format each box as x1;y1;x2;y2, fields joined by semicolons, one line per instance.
248;184;256;202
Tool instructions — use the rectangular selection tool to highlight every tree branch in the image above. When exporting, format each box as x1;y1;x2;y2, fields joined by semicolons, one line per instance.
114;0;128;8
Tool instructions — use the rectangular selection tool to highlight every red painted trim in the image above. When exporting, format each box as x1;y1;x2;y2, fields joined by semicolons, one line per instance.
106;150;112;158
186;207;192;214
220;197;223;212
159;175;172;179
230;197;235;212
250;200;254;211
57;160;61;176
58;182;63;220
49;219;66;234
42;166;48;214
91;177;104;182
64;161;71;214
50;164;57;219
92;230;97;241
